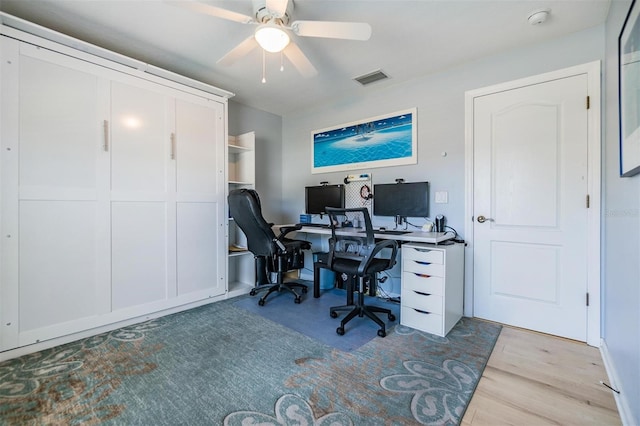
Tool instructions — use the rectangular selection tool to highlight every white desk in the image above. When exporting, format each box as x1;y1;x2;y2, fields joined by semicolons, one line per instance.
295;225;454;244
290;225;463;337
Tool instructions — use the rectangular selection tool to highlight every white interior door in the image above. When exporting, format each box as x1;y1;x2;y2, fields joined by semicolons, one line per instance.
472;74;589;341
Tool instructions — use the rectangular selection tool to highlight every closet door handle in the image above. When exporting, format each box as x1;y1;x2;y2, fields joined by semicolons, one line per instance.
102;120;109;152
170;133;176;160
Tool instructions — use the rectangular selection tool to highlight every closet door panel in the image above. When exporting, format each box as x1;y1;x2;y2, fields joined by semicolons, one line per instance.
19;52;99;198
110;82;168;195
175;99;220;196
111;202;167;310
177;202;220;295
19;201;98;333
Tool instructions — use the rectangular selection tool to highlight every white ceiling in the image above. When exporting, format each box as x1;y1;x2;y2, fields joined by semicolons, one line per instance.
0;0;611;116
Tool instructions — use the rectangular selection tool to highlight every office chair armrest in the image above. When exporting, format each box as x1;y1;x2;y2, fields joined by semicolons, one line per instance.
273;237;287;252
277;224;302;240
357;239;398;276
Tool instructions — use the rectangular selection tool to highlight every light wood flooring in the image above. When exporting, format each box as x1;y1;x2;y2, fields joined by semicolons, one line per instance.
462;325;621;425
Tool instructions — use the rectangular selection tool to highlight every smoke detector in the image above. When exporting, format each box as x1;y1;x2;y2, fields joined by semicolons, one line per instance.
528;9;550;25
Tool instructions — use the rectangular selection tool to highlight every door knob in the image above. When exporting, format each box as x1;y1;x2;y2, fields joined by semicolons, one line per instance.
477;215;493;223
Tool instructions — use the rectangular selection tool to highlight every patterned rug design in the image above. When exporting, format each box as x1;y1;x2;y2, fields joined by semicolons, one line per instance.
0;321;164;424
0;295;501;425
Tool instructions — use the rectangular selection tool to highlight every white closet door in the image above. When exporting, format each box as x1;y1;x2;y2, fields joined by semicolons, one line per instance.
1;41;109;348
110;81;170;310
174;99;225;297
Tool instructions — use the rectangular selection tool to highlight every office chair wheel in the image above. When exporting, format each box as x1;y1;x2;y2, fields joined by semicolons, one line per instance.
258;298;265;306
336;326;345;336
294;297;301;304
377;329;386;338
249;289;257;296
388;313;396;321
330;311;338;318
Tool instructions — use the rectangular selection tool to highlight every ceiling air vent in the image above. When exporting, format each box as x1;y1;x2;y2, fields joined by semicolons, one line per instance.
354;69;389;86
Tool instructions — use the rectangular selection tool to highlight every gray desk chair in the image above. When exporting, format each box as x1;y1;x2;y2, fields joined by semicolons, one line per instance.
228;189;310;305
325;207;398;337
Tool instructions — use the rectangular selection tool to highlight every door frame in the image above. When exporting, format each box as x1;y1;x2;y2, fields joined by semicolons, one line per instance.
464;61;601;346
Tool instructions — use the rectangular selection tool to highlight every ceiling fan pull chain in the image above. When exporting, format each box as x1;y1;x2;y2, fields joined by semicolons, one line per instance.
262;49;266;83
280;51;284;72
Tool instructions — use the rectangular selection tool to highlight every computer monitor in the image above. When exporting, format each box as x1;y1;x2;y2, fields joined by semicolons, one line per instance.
373;181;429;219
305;184;345;215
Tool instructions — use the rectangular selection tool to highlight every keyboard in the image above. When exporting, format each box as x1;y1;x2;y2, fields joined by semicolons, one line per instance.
358;229;411;235
376;230;411;235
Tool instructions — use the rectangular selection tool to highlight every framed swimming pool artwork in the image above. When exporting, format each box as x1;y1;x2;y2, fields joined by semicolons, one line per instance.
311;108;417;174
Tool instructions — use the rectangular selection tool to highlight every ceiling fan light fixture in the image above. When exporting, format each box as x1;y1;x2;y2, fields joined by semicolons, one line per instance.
255;23;290;53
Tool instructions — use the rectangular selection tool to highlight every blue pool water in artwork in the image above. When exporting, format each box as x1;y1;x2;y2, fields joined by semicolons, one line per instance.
314;114;413;168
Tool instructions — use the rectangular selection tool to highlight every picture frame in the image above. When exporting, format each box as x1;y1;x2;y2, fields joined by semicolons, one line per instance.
311;108;417;174
619;0;640;177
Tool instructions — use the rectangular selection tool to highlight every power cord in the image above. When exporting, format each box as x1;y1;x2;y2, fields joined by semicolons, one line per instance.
376;271;401;303
444;225;466;244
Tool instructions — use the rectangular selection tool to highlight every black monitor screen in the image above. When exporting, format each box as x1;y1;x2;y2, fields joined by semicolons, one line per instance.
373;182;429;218
305;184;345;215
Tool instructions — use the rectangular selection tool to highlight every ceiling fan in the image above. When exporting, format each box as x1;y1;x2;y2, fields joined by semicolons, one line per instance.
168;0;372;79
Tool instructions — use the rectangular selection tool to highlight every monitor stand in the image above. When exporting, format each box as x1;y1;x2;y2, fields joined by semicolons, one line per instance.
394;215;408;230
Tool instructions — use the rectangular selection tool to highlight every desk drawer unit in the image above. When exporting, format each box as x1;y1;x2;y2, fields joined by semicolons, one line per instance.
401;306;444;335
400;243;464;337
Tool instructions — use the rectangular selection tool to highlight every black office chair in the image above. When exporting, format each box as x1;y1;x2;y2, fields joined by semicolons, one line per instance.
325;207;398;337
228;189;310;305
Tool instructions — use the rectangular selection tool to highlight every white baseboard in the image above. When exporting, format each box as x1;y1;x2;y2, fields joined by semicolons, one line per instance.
600;339;635;425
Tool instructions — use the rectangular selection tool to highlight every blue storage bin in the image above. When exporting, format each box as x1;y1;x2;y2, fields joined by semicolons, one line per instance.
313;252;336;290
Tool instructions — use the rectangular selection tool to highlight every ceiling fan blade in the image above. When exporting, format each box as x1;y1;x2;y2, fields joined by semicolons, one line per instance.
291;20;372;41
283;42;317;78
217;36;259;66
166;0;254;24
266;0;289;18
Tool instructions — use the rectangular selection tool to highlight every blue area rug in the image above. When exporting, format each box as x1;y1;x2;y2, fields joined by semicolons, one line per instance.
234;288;400;352
0;293;501;425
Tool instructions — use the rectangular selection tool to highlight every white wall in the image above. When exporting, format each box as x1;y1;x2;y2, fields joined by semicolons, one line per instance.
281;25;605;237
603;1;640;423
228;101;283;222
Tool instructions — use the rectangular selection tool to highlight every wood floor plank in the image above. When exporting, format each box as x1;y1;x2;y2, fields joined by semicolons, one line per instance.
462;326;621;426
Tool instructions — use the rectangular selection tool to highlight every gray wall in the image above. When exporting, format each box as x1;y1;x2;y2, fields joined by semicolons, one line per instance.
281;25;605;237
603;1;640;423
228;101;283;222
